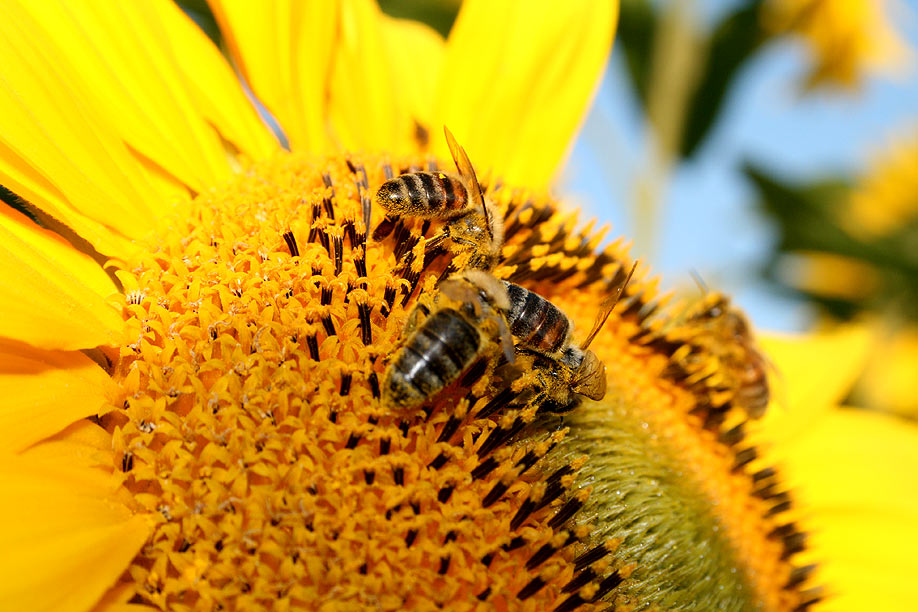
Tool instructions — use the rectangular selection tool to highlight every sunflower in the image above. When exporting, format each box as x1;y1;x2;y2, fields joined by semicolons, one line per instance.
1;1;916;611
761;0;910;88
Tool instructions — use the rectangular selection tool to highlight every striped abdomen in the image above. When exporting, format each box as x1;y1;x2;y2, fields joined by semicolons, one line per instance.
384;308;481;409
504;282;571;355
375;172;470;219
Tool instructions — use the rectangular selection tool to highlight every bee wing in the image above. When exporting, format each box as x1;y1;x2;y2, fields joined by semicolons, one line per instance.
444;126;492;243
497;314;516;364
580;262;638;351
439;277;484;316
570;353;605;400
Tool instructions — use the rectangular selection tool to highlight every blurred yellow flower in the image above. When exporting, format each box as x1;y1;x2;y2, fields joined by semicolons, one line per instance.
756;327;918;610
846;129;918;238
762;0;911;88
0;1;915;611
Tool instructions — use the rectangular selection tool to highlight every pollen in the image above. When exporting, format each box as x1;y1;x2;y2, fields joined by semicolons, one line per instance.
98;149;815;611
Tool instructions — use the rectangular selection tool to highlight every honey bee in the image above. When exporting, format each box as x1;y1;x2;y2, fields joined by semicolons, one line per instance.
374;126;503;270
682;291;770;419
382;269;514;412
505;263;637;413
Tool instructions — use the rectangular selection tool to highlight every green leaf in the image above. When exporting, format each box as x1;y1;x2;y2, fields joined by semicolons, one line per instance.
617;0;656;108
680;0;766;158
745;162;918;321
377;0;460;38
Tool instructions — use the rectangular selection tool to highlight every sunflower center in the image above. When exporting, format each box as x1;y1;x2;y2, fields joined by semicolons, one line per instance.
103;151;628;610
99;150;812;611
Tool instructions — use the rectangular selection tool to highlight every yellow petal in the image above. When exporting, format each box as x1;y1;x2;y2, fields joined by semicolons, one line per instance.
777;410;918;611
858;324;918;418
0;2;170;255
0;422;151;612
210;0;339;153
0;340;117;453
432;0;618;189
327;0;409;153
756;324;872;445
379;14;446;151
17;0;277;194
0;205;123;351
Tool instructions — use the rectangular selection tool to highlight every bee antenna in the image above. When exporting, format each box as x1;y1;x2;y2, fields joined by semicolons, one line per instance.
580;262;637;351
689;269;709;295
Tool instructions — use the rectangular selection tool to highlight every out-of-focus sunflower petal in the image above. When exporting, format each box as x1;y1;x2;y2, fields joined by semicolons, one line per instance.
0;421;151;612
380;14;445;152
774;410;918;610
327;0;409;153
757;325;872;443
432;0;617;189
18;0;275;196
0;340;117;453
0;206;123;351
209;0;338;153
0;3;169;256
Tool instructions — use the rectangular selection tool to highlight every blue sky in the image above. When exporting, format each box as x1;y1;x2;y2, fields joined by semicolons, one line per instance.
559;0;918;332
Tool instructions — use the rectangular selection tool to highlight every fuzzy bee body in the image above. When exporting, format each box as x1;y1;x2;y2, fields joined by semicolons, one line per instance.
685;294;771;419
382;270;512;412
374;127;502;272
500;264;637;412
384;308;483;409
376;172;470;219
504;282;572;355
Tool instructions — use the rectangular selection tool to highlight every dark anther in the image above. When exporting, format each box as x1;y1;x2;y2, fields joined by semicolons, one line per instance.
379;438;391;455
480;553;494;567
306;334;320;361
428;453;448;470
517;576;547;601
502;536;525;552
321;314;336;337
482;481;510;508
552;594;586;612
339;373;352;396
476;587;491;601
436;415;462;444
592;571;625;601
345;433;360;449
526;542;558;570
282;230;299;257
548;496;585;529
357;302;372;346
474;387;516;420
510;498;536;531
368;372;381;399
121;452;133;472
471;457;499;481
393;466;404;486
438;555;450;575
574;544;611;571
364;470;375;485
333;235;343;275
437;485;454;503
404;529;417;548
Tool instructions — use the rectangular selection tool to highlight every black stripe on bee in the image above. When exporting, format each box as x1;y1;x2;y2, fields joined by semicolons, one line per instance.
504;283;570;354
391;309;481;400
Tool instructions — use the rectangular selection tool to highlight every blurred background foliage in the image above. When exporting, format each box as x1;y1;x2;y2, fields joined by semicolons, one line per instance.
177;0;917;417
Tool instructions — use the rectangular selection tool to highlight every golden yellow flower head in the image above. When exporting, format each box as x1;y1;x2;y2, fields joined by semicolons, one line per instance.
762;0;910;88
1;2;916;612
